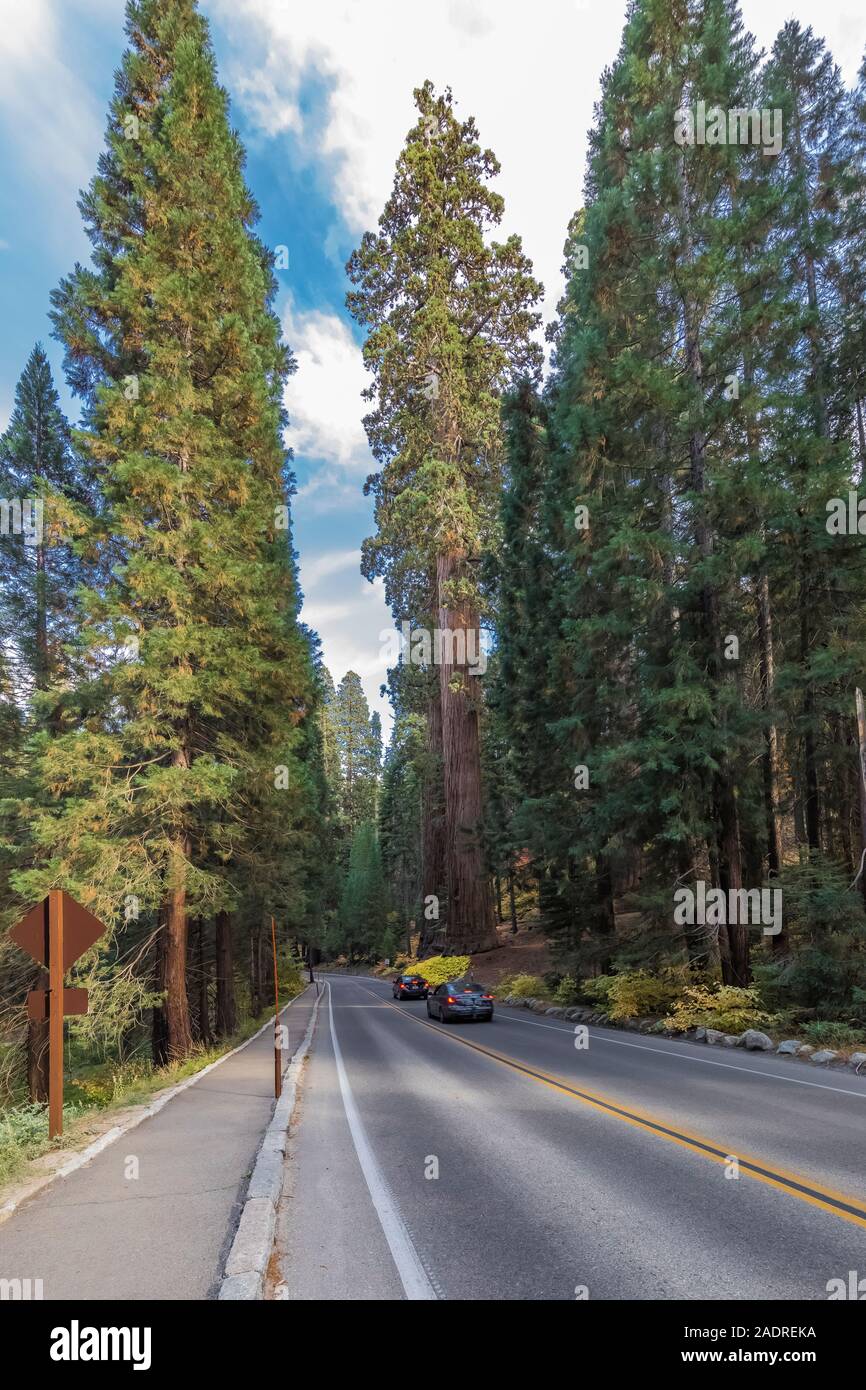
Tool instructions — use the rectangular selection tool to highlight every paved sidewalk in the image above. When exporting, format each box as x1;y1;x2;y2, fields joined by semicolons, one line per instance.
0;986;318;1301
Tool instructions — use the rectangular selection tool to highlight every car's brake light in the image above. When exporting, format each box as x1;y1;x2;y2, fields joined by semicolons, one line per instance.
446;996;457;1004
482;994;493;1000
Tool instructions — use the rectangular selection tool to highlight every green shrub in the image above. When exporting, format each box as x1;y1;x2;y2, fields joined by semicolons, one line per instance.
666;984;774;1035
552;974;580;1005
801;1020;865;1049
580;975;616;1009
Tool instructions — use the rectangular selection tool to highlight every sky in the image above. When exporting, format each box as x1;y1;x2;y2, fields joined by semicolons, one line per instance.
1;0;866;735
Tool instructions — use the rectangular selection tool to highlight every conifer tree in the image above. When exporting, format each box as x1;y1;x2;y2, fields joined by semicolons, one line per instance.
347;80;542;952
37;0;313;1059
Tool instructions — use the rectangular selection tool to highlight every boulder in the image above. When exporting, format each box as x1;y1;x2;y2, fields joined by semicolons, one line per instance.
797;1044;814;1056
545;1007;565;1018
722;1034;739;1047
739;1029;774;1052
706;1028;726;1046
695;1027;707;1041
776;1040;800;1055
809;1049;839;1066
848;1052;866;1073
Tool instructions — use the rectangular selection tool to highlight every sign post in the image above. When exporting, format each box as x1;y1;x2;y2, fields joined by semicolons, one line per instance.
9;890;105;1139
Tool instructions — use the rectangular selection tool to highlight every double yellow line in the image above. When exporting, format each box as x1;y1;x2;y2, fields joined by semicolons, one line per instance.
360;983;866;1231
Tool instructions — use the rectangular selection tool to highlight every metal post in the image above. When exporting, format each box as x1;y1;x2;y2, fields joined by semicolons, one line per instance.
271;916;281;1099
48;889;64;1139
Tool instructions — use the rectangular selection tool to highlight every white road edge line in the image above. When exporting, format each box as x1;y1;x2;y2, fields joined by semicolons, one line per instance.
327;981;437;1301
496;1011;866;1098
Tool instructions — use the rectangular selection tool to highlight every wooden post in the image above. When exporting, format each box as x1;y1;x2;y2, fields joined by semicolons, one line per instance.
48;889;64;1139
271;917;281;1099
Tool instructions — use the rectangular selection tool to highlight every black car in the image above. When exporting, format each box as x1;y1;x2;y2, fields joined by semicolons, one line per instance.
426;980;494;1023
393;973;429;1000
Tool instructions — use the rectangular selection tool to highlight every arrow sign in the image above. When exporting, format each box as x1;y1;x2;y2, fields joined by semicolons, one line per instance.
10;891;103;970
26;988;89;1021
8;890;106;1139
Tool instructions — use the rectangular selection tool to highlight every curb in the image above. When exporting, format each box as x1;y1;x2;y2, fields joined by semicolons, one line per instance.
497;998;866;1075
218;987;322;1300
0;984;317;1226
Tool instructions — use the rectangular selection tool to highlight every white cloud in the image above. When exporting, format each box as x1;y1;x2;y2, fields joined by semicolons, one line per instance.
301;547;362;585
282;297;373;476
299;563;392;725
0;0;104;221
212;0;866;328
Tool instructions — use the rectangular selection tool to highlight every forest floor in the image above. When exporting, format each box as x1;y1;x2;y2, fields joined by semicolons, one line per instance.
469;921;552;989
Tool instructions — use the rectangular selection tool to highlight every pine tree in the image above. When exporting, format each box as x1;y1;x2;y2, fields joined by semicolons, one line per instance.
0;344;91;701
35;0;313;1059
347;80;542;952
332;671;380;839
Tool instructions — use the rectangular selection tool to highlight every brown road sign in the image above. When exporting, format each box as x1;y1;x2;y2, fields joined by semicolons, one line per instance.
8;890;106;1139
10;891;103;970
26;987;88;1021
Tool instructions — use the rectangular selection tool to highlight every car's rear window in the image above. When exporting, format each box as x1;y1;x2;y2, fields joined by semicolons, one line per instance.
450;980;482;993
401;975;422;982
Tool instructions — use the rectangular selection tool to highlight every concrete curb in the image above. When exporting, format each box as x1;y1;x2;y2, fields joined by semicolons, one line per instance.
218;987;321;1301
0;984;317;1226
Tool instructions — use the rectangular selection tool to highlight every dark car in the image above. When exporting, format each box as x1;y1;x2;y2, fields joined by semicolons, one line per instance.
426;980;494;1023
393;973;429;1000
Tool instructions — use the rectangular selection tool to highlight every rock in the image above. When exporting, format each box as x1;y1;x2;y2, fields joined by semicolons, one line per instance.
722;1034;739;1047
740;1029;774;1051
531;1001;548;1014
848;1052;866;1073
809;1049;839;1066
797;1044;814;1056
694;1027;707;1041
545;1007;565;1017
705;1028;726;1046
776;1040;800;1055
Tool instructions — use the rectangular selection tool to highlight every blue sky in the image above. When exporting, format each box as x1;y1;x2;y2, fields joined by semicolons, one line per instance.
2;0;866;734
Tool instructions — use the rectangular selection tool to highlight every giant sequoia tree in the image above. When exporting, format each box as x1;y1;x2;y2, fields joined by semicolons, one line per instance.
347;81;542;952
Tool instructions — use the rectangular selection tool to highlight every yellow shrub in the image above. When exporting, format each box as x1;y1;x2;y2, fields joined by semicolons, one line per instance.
499;973;550;998
414;955;471;987
606;971;682;1020
665;984;773;1035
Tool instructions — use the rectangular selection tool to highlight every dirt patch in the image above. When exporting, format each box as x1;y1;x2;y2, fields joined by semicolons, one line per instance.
468;924;552;991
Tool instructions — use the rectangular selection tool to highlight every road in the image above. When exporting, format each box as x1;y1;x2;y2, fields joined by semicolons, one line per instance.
0;989;317;1300
272;974;866;1301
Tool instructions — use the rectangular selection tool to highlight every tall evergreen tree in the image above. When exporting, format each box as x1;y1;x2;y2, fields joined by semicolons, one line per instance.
347;80;542;952
0;344;91;701
32;0;314;1059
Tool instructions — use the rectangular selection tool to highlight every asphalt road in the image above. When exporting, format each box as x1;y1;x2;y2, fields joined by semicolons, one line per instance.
0;988;317;1300
272;974;866;1301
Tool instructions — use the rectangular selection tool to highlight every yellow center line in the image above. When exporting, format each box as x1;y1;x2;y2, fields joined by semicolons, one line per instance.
353;981;866;1231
